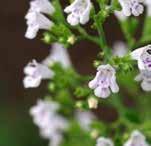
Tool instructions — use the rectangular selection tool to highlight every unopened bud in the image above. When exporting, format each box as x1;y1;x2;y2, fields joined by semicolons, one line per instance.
67;35;76;45
88;97;98;109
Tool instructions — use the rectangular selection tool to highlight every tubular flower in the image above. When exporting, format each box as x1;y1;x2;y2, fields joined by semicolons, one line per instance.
30;99;68;146
25;12;54;39
96;137;114;146
131;45;151;71
23;60;54;88
42;43;72;68
89;64;119;98
124;130;149;146
118;0;144;16
29;0;55;14
64;0;92;26
135;70;151;91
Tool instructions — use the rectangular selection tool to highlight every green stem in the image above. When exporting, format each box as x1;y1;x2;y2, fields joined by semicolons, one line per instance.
76;26;101;45
94;18;111;62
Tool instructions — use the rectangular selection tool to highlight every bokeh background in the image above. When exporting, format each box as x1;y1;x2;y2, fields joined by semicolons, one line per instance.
0;1;125;146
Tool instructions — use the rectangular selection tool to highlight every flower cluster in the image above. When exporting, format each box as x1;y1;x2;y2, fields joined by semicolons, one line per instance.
23;0;151;146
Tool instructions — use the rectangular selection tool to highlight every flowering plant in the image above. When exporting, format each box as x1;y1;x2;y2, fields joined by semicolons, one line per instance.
24;0;151;146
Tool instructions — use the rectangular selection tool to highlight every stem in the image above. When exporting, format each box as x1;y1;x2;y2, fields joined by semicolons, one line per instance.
94;18;111;62
76;26;101;45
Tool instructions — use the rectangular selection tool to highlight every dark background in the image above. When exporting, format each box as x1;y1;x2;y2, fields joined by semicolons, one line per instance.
0;1;122;146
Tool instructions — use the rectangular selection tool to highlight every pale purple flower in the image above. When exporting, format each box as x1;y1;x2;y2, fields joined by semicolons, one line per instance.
131;45;151;71
89;64;119;98
64;0;92;26
30;99;59;128
135;70;151;91
29;0;55;14
96;137;114;146
118;0;144;16
25;11;54;39
113;41;128;57
30;99;69;146
145;0;151;16
75;110;95;131
25;11;53;39
23;60;54;88
114;10;128;21
124;130;149;146
42;43;72;68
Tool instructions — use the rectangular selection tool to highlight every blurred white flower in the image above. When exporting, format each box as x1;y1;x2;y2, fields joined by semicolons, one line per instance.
30;99;59;128
75;110;95;131
113;41;128;57
145;0;151;16
29;0;55;14
96;137;114;146
131;45;151;71
64;0;92;26
25;12;54;39
114;10;128;21
23;60;54;88
124;130;149;146
135;70;151;91
42;43;72;68
89;64;119;98
118;0;144;16
30;99;69;146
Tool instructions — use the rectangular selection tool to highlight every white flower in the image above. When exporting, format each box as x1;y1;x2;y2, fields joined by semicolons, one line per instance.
96;137;114;146
89;64;119;98
25;11;54;39
75;110;95;131
118;0;144;16
113;41;128;57
30;99;59;128
114;10;128;21
42;43;72;68
145;0;151;16
30;99;69;146
29;0;55;14
64;0;92;26
124;130;149;146
40;115;68;139
23;60;54;88
131;45;151;71
135;70;151;91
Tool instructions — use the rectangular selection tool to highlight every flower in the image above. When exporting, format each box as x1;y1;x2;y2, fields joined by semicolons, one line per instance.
88;97;98;109
75;110;95;131
42;43;72;68
131;45;151;71
118;0;144;16
124;130;149;146
29;0;55;14
135;70;151;91
64;0;92;26
89;64;119;98
23;60;54;88
145;0;151;16
96;137;114;146
30;99;69;146
112;41;127;57
30;99;59;128
114;10;128;21
25;11;54;39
